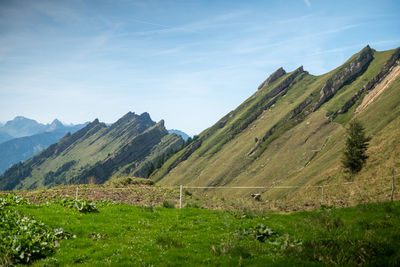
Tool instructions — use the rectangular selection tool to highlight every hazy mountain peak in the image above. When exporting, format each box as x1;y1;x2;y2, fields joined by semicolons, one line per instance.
168;129;190;141
6;116;37;125
51;119;62;125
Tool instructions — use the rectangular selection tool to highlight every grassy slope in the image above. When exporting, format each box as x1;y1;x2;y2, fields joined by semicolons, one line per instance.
156;49;399;203
280;60;400;206
8;200;400;266
18;124;125;189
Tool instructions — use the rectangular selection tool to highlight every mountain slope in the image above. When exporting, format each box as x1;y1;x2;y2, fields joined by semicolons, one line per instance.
0;132;13;144
0;132;67;175
0;112;183;190
153;45;400;202
0;121;88;175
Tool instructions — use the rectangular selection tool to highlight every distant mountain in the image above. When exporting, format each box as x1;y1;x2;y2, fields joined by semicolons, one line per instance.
168;129;190;141
0;116;47;138
0;116;87;141
0;117;88;175
0;131;68;174
0;112;183;190
0;132;13;144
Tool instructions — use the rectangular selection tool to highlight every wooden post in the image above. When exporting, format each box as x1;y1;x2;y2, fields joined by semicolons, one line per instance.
321;186;324;204
391;169;395;201
75;186;78;201
179;185;183;209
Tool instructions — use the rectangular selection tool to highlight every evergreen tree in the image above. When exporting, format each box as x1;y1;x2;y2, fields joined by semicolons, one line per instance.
342;120;371;174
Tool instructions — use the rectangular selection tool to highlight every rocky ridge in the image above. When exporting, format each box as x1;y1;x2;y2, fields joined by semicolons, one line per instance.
257;67;286;90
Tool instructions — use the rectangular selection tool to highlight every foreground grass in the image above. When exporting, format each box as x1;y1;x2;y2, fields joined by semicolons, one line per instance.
4;200;400;266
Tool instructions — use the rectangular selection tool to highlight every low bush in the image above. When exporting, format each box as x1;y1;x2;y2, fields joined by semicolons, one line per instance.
0;194;73;264
240;223;278;242
0;193;30;209
56;198;98;213
162;200;175;209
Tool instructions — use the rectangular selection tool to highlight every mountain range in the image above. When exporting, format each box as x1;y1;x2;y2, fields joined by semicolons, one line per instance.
0;117;88;174
0;112;183;189
1;45;399;204
0;116;86;143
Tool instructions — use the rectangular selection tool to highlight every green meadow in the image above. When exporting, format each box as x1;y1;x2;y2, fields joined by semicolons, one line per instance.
1;194;399;266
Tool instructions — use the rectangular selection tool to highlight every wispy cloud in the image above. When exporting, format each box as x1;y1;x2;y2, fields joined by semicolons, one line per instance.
304;0;312;8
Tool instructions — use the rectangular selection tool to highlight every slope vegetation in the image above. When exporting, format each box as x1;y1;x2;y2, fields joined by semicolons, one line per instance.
154;46;400;203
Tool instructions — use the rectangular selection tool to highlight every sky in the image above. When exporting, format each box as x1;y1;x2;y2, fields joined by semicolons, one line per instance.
0;0;399;135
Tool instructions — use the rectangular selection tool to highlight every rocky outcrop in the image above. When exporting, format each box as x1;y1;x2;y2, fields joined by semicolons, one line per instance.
332;47;400;118
240;67;307;134
265;66;305;98
258;67;286;90
313;45;374;111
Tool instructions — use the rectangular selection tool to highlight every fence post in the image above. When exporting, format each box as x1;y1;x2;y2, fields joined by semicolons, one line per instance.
75;186;78;201
321;186;324;204
391;169;395;201
179;185;182;209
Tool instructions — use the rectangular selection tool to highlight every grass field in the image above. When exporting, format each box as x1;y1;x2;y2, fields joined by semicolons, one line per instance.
1;193;400;266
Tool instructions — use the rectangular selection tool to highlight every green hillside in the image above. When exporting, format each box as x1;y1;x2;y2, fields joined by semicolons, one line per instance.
154;46;400;203
0;112;183;190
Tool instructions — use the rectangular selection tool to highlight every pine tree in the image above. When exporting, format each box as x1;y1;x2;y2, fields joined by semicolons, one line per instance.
342;120;371;174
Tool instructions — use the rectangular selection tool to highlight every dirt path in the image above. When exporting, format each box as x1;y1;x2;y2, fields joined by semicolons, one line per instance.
356;63;400;114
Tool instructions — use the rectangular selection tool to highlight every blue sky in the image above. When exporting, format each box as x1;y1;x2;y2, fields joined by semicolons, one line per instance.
0;0;399;135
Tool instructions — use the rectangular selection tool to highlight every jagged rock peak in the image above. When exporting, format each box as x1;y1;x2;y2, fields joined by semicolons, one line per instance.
121;111;137;119
157;119;165;127
51;118;62;123
140;112;152;121
258;67;286;90
295;66;304;72
50;119;63;126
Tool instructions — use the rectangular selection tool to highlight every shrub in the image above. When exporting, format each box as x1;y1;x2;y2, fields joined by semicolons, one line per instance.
0;209;72;264
162;200;175;209
0;194;30;209
56;198;98;213
241;223;278;242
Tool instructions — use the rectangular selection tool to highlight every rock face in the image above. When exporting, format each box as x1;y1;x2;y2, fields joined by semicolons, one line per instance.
333;47;400;118
258;67;286;90
313;45;374;111
265;66;304;97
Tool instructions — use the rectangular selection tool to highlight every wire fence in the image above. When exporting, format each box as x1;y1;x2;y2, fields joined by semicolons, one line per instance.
13;172;400;212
